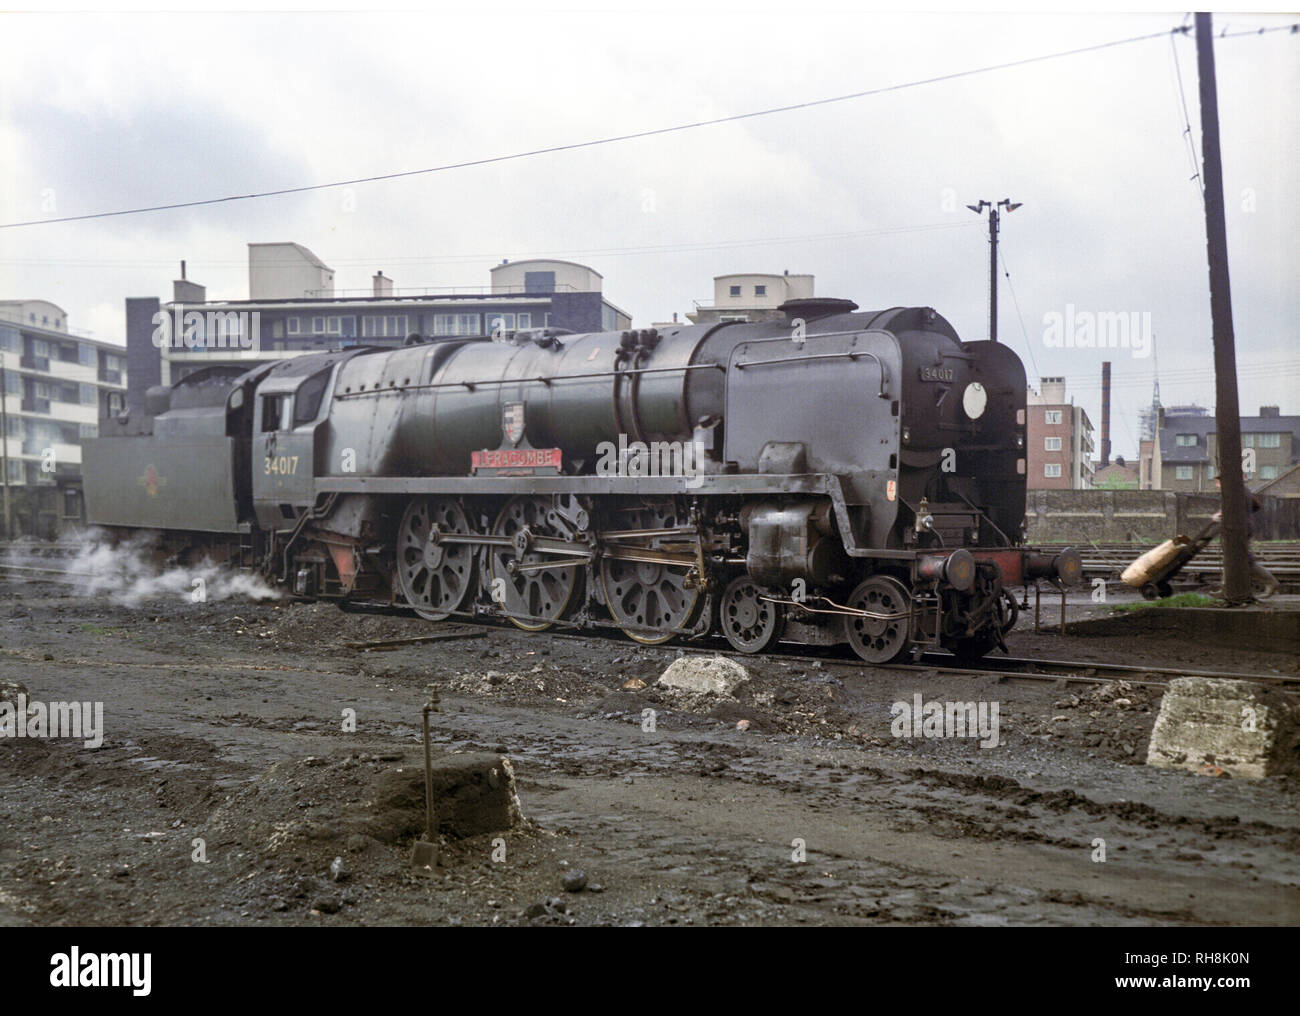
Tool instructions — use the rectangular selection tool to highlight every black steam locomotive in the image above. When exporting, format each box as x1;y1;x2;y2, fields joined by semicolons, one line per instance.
83;297;1080;662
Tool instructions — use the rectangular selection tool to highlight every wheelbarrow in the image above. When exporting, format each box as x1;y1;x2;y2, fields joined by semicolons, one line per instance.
1120;520;1218;601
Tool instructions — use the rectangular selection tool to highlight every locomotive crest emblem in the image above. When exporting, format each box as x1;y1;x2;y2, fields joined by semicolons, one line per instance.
502;402;526;446
138;465;166;498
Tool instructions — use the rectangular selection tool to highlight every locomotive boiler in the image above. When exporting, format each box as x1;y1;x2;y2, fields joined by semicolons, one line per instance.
83;297;1081;662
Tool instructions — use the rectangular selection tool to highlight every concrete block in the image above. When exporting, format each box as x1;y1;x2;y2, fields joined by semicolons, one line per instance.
658;655;750;697
1146;677;1299;778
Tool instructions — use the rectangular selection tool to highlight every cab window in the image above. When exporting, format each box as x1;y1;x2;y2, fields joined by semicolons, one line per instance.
293;370;330;425
261;394;292;432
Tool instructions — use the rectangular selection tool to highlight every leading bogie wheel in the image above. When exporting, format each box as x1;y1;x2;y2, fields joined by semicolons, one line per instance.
843;574;914;664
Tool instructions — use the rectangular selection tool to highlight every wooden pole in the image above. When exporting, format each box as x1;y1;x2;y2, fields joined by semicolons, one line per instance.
1195;13;1252;604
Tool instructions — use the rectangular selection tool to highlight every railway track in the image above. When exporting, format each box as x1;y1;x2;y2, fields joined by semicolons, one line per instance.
339;614;1300;692
1041;542;1300;586
6;546;1295;691
527;627;1300;691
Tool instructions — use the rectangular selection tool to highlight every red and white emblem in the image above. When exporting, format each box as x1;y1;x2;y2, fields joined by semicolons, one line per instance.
502;402;526;446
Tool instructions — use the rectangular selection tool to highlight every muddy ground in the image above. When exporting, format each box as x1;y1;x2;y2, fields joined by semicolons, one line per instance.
1;574;1297;927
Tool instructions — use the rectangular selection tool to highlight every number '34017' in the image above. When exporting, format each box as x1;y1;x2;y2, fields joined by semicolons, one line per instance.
264;455;299;475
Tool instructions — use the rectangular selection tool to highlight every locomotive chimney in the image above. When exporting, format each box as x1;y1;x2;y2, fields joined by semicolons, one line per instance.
1100;361;1112;469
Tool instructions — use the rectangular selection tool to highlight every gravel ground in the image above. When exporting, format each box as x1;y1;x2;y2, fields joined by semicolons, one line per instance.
1;572;1297;927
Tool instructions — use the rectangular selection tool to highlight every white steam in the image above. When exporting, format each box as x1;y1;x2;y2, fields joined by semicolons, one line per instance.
18;529;281;606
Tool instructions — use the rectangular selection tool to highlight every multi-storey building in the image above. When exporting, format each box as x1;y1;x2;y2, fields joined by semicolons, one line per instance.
1026;377;1095;489
686;271;814;324
1157;404;1299;491
127;244;633;407
0;301;127;537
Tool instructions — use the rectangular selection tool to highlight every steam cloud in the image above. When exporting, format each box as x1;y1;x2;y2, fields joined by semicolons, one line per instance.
7;529;281;605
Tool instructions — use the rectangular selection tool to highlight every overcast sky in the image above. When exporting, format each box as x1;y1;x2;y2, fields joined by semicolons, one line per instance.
1;4;1296;459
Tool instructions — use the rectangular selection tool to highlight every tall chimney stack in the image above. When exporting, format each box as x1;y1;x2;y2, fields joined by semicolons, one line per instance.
1100;361;1112;469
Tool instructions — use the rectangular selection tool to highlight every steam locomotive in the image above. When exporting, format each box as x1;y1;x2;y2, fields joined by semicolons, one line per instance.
83;297;1081;662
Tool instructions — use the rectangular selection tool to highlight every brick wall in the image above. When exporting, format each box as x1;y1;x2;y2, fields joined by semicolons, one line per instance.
1024;489;1300;543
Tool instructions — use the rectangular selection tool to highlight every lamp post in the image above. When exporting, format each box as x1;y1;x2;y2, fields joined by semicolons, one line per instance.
967;198;1022;342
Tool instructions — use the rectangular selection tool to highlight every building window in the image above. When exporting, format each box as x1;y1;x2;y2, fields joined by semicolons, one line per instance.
1044;410;1062;425
0;326;19;351
78;344;96;366
310;316;355;337
1256;433;1281;449
1044;463;1062;478
79;423;98;439
729;285;741;297
79;384;97;405
286;317;301;335
32;339;51;358
755;285;766;297
1175;433;1197;447
1259;465;1279;480
485;313;517;335
1044;436;1062;451
524;271;556;294
431;313;482;336
1175;465;1194;480
362;315;408;338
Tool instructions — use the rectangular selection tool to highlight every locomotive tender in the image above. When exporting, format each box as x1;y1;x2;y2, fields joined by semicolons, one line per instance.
83;297;1081;662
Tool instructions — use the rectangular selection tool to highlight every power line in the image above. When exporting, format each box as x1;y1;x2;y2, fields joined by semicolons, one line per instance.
996;246;1041;381
1168;30;1205;195
0;27;1186;231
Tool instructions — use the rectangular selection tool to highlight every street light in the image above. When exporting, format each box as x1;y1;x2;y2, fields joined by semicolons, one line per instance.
968;198;1022;342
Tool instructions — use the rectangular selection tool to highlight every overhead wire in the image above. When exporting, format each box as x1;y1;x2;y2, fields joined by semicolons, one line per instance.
0;27;1190;230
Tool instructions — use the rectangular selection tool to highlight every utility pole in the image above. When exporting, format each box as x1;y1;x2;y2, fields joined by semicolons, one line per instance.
0;363;10;541
967;198;1022;342
1195;12;1251;604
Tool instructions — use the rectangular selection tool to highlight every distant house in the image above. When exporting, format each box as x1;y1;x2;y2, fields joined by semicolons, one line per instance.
1092;457;1140;489
1157;404;1300;490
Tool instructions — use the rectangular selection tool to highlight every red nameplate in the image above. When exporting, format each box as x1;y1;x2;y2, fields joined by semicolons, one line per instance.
471;447;563;472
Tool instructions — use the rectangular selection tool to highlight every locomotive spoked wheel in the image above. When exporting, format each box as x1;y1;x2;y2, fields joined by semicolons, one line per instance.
719;576;784;654
843;575;914;664
600;503;702;645
396;497;477;621
489;495;581;632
